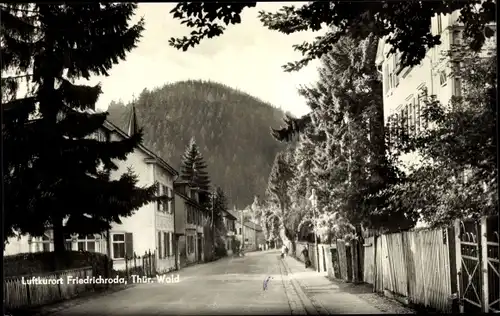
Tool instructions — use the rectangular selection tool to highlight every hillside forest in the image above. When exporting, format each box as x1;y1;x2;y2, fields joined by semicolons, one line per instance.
106;80;290;209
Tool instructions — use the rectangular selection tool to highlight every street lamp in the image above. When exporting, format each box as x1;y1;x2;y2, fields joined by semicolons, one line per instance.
308;189;320;273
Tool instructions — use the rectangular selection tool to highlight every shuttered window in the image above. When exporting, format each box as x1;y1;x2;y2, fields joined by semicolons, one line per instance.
164;232;168;257
168;188;174;214
158;231;163;259
157;185;162;211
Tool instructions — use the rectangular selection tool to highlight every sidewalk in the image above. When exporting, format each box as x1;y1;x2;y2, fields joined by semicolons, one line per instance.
282;255;416;314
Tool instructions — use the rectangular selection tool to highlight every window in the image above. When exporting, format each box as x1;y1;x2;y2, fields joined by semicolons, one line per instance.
238;227;242;235
414;97;421;135
42;235;50;252
439;70;447;86
157;185;162;212
393;54;400;87
186;235;195;254
168;188;173;213
158;231;163;259
91;130;107;142
384;64;389;94
77;234;96;252
160;185;168;212
163;232;170;257
112;233;130;259
437;14;442;34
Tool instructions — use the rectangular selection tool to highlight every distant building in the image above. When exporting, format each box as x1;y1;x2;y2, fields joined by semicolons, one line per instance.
173;180;207;267
234;209;265;251
222;210;237;255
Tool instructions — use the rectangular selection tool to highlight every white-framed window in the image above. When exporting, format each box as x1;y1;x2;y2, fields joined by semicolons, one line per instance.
414;97;421;135
437;14;443;34
157;231;163;259
186;235;195;254
77;234;96;252
161;185;169;213
384;64;389;94
90;130;107;142
439;70;447;86
112;233;126;259
33;234;51;253
168;188;173;214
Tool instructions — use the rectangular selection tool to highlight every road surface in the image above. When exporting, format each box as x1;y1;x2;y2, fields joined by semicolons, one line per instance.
45;250;406;315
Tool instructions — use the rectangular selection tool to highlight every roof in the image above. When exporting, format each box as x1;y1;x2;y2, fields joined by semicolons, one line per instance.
223;209;237;220
238;220;262;231
173;190;204;210
95;112;178;177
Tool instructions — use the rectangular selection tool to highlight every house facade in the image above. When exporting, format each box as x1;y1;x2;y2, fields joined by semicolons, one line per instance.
235;215;264;252
376;12;465;174
222;210;237;255
4;107;180;275
377;11;495;172
173;180;207;268
376;11;495;227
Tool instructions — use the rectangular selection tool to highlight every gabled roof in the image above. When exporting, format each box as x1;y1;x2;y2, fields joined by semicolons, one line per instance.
78;107;178;177
223;209;237;220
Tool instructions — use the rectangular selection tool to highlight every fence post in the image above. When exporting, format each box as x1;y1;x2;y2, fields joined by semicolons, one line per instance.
454;220;464;313
447;225;459;313
125;255;129;281
373;235;378;293
480;217;489;312
352;239;359;284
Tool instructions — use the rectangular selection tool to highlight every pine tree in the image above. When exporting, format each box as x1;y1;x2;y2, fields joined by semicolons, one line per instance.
180;137;211;205
297;34;414;237
2;4;160;253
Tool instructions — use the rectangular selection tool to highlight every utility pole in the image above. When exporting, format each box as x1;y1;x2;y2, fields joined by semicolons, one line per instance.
309;189;320;273
240;209;244;250
211;188;215;258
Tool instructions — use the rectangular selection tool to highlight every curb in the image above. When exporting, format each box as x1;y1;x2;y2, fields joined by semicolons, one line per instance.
281;257;328;315
23;283;134;316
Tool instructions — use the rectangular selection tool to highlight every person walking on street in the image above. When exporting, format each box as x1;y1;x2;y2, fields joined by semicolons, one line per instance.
281;244;287;259
301;247;312;268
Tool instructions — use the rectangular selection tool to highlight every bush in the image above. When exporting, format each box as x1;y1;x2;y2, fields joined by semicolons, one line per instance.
4;251;113;278
214;245;227;258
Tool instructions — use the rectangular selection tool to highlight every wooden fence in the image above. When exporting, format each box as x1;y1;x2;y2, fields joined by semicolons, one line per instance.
113;250;157;280
363;228;453;312
4;266;94;309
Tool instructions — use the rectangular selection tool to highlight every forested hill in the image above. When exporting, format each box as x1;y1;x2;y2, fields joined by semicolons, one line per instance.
106;80;290;209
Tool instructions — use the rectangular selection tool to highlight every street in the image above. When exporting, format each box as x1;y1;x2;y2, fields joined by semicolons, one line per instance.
44;250;411;315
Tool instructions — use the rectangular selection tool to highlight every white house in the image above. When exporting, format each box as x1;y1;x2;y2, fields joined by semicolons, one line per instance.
376;11;495;227
4;106;180;274
376;12;465;174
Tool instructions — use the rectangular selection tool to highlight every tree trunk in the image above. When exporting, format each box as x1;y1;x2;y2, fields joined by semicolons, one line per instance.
53;217;66;255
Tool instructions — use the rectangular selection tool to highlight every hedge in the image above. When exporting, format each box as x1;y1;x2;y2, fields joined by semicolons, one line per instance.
4;251;113;278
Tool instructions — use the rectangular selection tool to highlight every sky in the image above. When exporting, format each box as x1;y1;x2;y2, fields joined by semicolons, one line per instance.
77;3;325;117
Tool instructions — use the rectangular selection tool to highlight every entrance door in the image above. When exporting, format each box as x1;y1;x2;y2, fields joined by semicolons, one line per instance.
197;237;202;262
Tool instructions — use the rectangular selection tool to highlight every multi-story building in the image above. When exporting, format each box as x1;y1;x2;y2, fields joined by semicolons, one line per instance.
377;10;495;171
4;106;180;274
173;180;207;267
376;11;495;227
222;210;237;255
235;209;265;251
376;12;466;173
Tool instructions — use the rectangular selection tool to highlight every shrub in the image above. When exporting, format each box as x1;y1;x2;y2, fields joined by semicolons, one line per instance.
4;251;113;278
